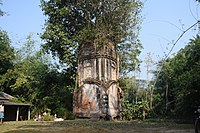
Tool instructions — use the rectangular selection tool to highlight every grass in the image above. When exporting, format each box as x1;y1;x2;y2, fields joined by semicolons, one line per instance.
0;119;195;133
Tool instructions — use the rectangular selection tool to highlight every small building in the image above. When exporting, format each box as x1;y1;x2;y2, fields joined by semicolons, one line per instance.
0;92;31;121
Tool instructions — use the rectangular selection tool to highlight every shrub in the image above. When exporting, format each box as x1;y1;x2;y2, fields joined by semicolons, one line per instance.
43;112;54;121
55;107;75;120
121;98;150;120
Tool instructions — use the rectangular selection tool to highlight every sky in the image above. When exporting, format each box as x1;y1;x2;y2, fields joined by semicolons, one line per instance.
0;0;45;49
139;0;200;79
0;0;199;80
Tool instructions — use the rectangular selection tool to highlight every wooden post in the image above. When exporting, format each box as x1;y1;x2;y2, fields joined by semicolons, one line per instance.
16;106;19;121
28;108;30;120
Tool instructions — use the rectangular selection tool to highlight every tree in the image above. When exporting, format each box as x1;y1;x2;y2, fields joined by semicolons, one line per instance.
0;0;4;16
154;35;200;118
0;30;14;75
119;76;150;120
40;0;143;74
33;67;74;119
0;34;49;100
153;60;175;116
0;30;15;93
144;52;154;109
0;33;74;118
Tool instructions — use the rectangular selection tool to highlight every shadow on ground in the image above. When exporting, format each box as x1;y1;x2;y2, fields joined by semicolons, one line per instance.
1;120;195;133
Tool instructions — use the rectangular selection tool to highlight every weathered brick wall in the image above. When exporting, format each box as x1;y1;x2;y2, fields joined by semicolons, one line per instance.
73;42;122;120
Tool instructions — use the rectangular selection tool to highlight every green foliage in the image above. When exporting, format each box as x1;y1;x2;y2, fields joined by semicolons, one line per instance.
41;0;143;74
43;112;54;121
154;35;200;118
0;30;14;76
119;77;148;104
10;97;28;104
32;69;74;113
65;111;75;120
120;77;150;120
1;34;49;101
119;77;137;103
0;0;4;16
0;30;15;95
121;98;149;120
121;99;134;120
119;39;143;75
0;33;75;118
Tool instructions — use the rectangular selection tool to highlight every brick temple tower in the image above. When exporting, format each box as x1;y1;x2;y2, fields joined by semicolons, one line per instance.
73;41;122;120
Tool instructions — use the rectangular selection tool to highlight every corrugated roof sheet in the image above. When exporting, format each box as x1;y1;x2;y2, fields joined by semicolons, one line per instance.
0;92;31;106
0;92;14;100
0;100;31;106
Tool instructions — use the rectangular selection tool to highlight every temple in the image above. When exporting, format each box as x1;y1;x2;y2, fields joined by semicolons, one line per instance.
73;41;122;120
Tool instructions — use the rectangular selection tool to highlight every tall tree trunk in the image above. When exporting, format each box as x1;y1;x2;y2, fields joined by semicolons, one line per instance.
150;87;153;110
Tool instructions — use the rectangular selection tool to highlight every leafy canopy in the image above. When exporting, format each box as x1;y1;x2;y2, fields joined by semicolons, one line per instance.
41;0;143;73
0;30;14;75
154;35;200;118
0;0;4;16
0;33;74;116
